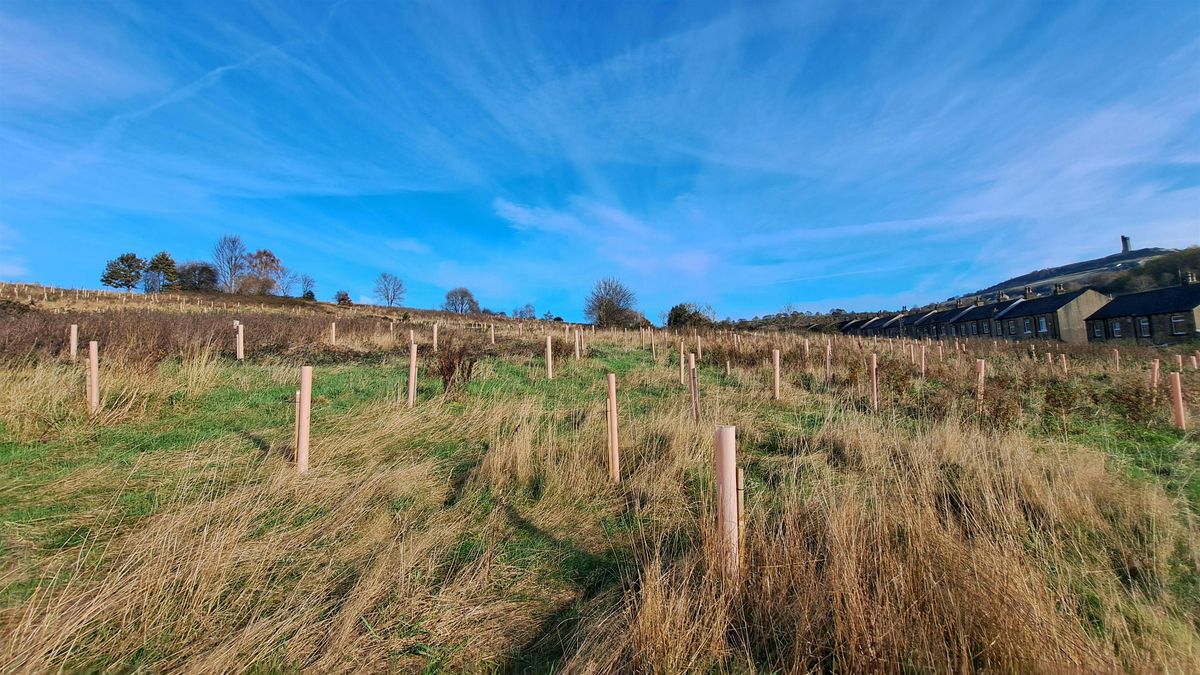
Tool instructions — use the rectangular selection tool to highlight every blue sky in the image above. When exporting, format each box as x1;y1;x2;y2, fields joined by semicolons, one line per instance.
1;0;1197;322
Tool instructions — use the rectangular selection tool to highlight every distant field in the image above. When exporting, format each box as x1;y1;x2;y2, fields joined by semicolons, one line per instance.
1;287;1198;672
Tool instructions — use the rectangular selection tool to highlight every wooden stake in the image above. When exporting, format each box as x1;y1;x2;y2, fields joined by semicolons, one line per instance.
330;322;336;346
407;340;418;408
976;358;986;406
297;366;312;474
920;345;926;378
1059;353;1067;376
651;330;657;360
679;342;685;385
1113;348;1120;371
1170;372;1187;430
772;349;781;400
736;466;745;554
574;330;581;360
607;373;620;482
714;425;739;578
696;334;703;361
546;335;554;379
293;390;300;451
88;341;100;415
236;324;245;360
870;353;879;411
433;322;439;353
69;324;78;362
1151;359;1161;391
689;353;699;421
490;324;495;345
824;341;832;384
1176;354;1184;371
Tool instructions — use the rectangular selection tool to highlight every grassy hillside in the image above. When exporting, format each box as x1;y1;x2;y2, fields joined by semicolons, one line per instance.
1;286;1198;671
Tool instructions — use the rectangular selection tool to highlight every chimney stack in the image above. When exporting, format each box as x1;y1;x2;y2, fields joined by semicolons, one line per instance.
1053;283;1065;295
1023;285;1034;300
998;291;1010;302
1184;271;1198;286
974;296;984;307
1120;235;1131;254
955;297;965;308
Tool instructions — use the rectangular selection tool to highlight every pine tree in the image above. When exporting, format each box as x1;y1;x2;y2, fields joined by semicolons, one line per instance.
144;251;179;293
100;253;146;291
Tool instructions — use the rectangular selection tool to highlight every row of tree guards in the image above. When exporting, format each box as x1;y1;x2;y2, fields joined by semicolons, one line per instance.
61;321;1198;572
70;322;1197;433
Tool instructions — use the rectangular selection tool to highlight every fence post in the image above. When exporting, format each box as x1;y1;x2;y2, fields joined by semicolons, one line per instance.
714;425;739;579
771;349;781;400
697;334;703;361
1113;348;1120;371
1150;359;1161;391
651;330;657;360
490;324;495;345
575;330;581;360
88;341;100;415
330;322;336;346
1059;353;1067;375
433;322;439;353
546;335;554;379
871;353;879;411
920;345;926;378
236;324;245;360
1170;372;1187;431
607;373;620;482
69;324;78;362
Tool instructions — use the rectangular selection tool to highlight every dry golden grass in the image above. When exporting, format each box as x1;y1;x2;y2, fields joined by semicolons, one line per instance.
0;291;1198;672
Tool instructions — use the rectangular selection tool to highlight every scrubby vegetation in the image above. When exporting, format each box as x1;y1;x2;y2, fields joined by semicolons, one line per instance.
0;285;1197;672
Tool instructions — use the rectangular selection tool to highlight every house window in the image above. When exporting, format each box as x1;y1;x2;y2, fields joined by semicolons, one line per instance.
1023;318;1032;334
1137;317;1151;337
1008;319;1016;333
997;322;1004;336
1037;317;1048;333
1171;315;1187;335
982;321;990;335
970;323;978;335
1111;320;1121;338
1092;323;1102;338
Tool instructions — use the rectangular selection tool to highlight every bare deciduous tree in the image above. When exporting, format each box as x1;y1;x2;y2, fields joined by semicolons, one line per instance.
212;235;248;293
374;273;406;306
299;274;316;299
585;277;637;327
443;287;480;314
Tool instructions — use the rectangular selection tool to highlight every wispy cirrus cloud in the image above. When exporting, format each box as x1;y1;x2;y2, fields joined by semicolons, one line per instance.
0;0;1196;319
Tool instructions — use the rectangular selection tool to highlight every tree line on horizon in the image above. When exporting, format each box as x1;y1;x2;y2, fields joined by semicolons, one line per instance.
98;235;713;328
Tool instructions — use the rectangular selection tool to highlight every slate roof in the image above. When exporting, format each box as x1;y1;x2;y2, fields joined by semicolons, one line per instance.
952;297;1024;323
996;289;1091;319
918;306;971;326
877;314;905;330
1086;285;1200;320
900;310;935;327
856;317;885;332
